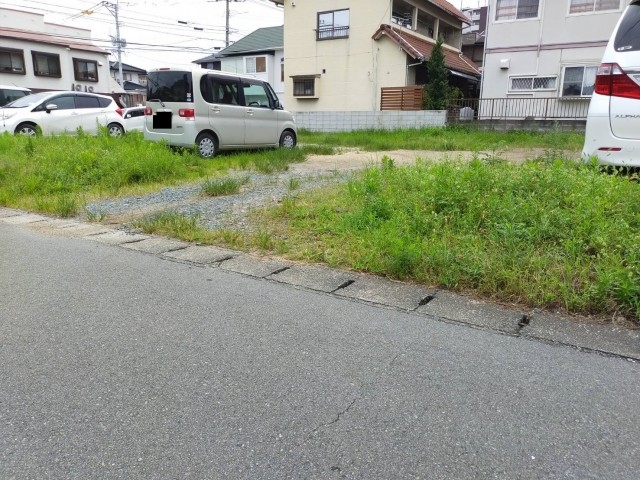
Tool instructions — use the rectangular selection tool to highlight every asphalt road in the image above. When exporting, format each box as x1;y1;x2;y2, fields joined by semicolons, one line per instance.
2;223;640;479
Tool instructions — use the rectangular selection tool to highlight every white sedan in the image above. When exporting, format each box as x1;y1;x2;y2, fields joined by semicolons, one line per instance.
0;91;125;137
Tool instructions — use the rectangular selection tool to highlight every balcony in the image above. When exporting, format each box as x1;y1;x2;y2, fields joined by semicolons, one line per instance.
316;25;350;41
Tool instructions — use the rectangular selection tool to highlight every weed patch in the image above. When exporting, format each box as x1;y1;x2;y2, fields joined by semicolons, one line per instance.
201;176;250;197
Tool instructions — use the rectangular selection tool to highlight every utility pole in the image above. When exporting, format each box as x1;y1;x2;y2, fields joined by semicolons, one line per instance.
102;1;124;87
225;0;230;47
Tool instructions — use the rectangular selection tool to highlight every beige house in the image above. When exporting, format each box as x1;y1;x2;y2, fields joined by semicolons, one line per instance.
269;0;480;111
482;0;629;105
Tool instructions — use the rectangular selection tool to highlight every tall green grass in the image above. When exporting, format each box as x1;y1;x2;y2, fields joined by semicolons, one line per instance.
255;157;640;320
298;125;585;153
0;131;330;216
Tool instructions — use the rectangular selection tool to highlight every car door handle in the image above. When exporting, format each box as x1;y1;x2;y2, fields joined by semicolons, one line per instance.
246;109;254;116
211;107;220;113
71;112;79;115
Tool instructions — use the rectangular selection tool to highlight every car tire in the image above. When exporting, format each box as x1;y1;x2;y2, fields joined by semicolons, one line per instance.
279;130;296;149
108;123;124;137
15;123;38;136
196;132;218;158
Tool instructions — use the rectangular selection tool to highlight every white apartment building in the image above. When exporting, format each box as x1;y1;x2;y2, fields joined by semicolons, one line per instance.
0;7;113;96
482;0;629;107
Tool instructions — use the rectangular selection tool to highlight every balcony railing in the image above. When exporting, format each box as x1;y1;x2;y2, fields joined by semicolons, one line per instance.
317;26;349;41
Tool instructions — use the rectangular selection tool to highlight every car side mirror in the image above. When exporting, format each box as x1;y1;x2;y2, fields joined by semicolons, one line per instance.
273;100;281;110
45;104;57;113
125;114;131;118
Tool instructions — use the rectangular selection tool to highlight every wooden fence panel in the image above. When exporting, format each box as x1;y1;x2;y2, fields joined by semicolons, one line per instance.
380;86;423;111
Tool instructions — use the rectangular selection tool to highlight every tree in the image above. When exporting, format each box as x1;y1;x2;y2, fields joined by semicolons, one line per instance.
425;37;449;110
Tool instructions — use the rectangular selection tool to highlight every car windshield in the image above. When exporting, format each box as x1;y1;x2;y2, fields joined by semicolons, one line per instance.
4;92;50;108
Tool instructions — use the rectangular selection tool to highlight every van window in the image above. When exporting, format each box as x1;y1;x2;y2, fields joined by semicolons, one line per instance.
614;5;640;53
242;82;271;108
76;96;100;109
200;75;239;105
147;71;193;102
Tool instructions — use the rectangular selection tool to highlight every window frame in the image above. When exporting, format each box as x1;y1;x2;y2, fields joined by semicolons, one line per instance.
293;78;316;97
316;9;350;41
31;51;62;78
245;56;267;74
72;57;99;83
0;47;26;75
560;65;598;98
508;75;558;93
567;0;622;16
495;0;541;23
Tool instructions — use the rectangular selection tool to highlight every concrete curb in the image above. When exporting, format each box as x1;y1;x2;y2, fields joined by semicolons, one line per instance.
2;208;639;361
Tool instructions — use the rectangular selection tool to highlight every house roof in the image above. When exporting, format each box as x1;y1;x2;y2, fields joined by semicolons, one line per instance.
428;0;471;24
193;52;222;64
218;25;283;56
373;24;481;76
110;61;147;74
0;27;107;54
123;80;146;91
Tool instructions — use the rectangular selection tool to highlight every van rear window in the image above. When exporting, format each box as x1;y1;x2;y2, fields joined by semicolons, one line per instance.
147;71;193;103
614;5;640;53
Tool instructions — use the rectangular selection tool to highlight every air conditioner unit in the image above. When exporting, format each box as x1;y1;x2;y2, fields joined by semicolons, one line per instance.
75;84;82;91
88;86;94;93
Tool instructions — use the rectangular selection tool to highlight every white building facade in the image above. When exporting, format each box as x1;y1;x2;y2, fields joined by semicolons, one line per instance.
482;0;629;110
0;8;112;95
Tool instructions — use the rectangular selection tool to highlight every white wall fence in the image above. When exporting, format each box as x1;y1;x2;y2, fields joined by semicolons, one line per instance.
292;110;446;132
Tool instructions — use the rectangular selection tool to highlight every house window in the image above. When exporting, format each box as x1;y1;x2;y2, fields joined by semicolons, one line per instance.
562;66;597;97
0;48;25;74
124;73;132;81
138;75;147;85
281;59;284;83
246;57;267;74
293;78;315;97
73;58;99;82
32;51;61;78
496;0;540;21
509;76;557;91
317;9;350;40
569;0;620;14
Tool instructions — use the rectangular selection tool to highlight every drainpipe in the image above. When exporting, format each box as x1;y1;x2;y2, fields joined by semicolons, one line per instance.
535;0;546;74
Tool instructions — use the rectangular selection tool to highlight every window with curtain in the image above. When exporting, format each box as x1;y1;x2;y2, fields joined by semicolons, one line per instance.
73;58;98;82
32;52;61;77
562;66;597;97
569;0;620;14
496;0;540;21
0;48;25;74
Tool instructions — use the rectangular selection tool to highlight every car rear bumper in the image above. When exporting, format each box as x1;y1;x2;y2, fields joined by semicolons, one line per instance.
582;115;640;166
143;122;198;148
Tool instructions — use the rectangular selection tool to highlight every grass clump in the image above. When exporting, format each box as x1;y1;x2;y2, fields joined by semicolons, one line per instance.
298;125;585;153
252;156;640;320
201;176;250;197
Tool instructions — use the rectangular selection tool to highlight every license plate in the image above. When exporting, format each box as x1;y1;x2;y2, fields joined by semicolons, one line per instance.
153;112;172;129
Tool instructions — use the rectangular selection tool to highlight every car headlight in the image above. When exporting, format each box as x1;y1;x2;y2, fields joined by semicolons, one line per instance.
0;111;17;120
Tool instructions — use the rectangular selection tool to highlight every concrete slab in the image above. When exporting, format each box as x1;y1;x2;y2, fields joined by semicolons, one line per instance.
521;314;640;360
1;214;48;225
54;223;111;237
0;208;23;218
121;237;189;255
269;265;357;293
88;231;151;246
25;219;78;230
416;292;524;334
336;276;435;310
220;255;291;278
164;245;237;264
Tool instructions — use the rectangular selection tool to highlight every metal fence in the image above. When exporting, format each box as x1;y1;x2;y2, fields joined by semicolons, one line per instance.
446;97;591;122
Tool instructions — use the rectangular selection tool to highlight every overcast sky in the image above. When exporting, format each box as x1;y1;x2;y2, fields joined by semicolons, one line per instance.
4;0;487;70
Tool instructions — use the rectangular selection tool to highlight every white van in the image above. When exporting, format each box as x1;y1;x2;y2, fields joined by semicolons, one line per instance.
143;67;297;158
583;1;640;166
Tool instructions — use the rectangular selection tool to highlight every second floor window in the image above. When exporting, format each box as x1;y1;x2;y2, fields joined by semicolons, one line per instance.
32;51;61;78
317;9;350;40
246;57;266;74
496;0;540;21
0;48;25;74
569;0;620;14
73;58;99;82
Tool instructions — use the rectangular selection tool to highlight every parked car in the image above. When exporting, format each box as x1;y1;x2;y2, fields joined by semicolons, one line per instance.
583;0;640;166
0;91;125;137
0;85;31;107
122;107;145;132
144;67;297;158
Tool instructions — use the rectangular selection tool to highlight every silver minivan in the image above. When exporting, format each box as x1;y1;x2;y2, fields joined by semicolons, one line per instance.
143;67;297;158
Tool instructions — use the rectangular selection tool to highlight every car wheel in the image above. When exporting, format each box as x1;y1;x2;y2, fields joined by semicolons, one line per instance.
279;130;296;149
15;123;37;136
108;123;124;137
196;132;218;158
